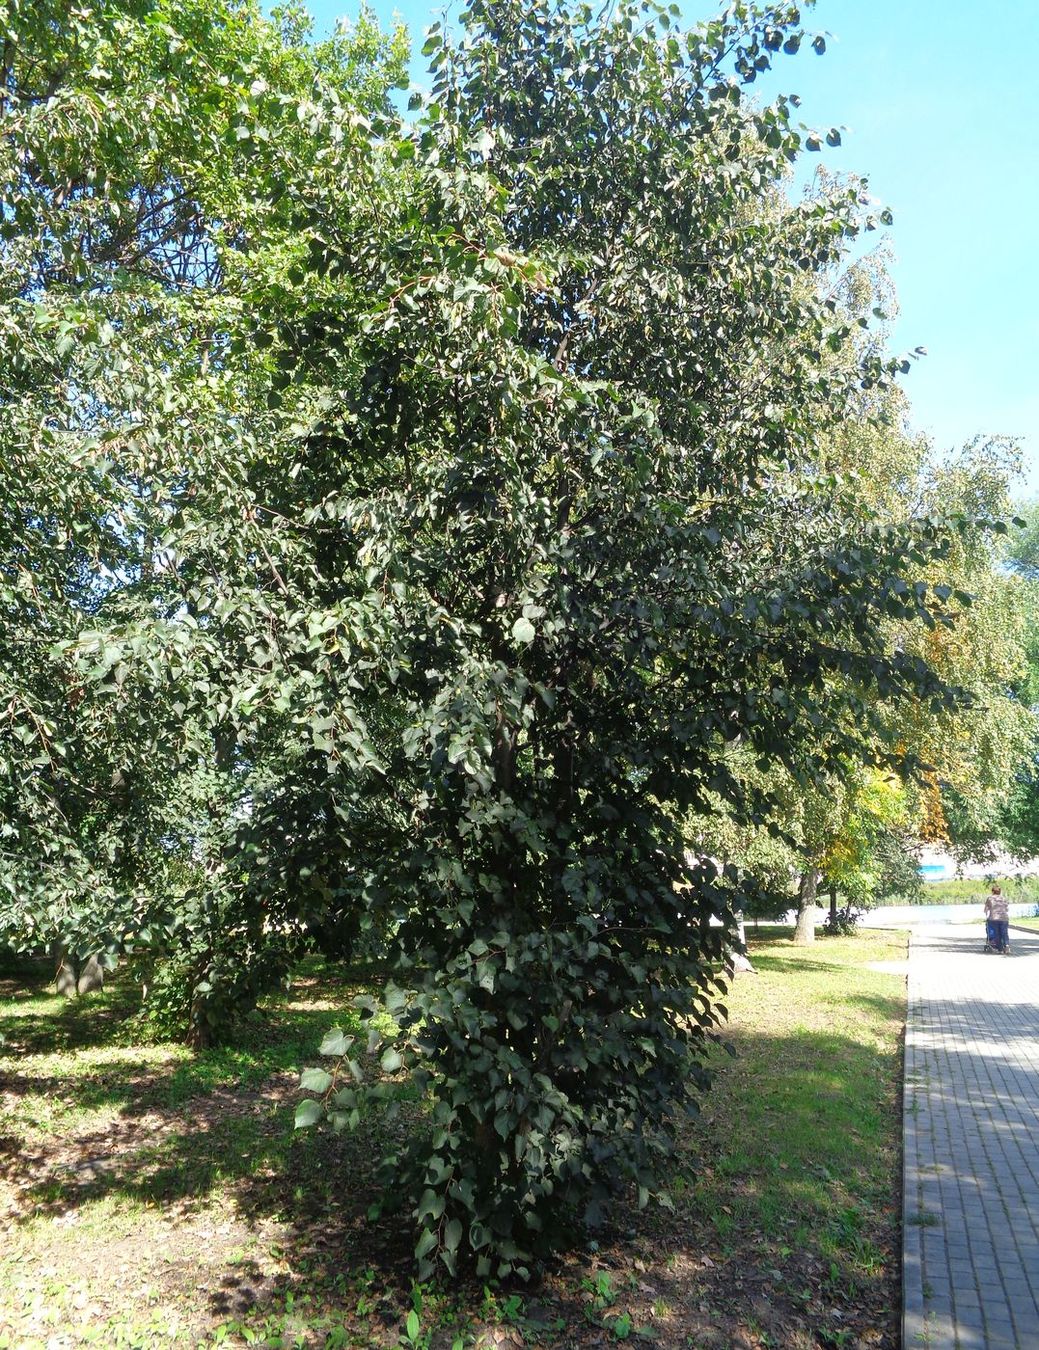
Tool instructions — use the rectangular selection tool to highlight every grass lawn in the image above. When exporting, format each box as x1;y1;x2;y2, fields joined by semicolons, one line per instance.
0;929;907;1349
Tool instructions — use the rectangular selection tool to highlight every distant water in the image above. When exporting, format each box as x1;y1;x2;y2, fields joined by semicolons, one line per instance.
860;902;1037;928
775;902;1037;928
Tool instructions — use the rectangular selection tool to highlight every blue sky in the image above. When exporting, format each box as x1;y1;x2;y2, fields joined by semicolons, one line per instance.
304;0;1039;500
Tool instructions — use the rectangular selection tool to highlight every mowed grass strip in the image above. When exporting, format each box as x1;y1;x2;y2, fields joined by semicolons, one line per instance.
670;925;908;1347
0;931;908;1349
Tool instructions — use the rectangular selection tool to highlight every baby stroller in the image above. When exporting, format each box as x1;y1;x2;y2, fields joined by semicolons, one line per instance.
983;917;1010;954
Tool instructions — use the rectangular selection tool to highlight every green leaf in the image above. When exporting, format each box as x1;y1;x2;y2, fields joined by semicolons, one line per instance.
512;616;536;644
300;1067;333;1093
319;1028;353;1057
294;1099;324;1129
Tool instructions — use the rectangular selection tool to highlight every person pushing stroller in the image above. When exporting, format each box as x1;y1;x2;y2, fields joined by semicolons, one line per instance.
984;884;1010;955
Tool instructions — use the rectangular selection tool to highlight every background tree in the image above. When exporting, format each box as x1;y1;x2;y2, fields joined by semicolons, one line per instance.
690;429;1035;937
0;0;406;1033
1006;497;1039;584
995;497;1039;858
901;443;1035;860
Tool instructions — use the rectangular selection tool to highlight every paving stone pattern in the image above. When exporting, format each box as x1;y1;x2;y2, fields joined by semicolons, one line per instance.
904;921;1039;1349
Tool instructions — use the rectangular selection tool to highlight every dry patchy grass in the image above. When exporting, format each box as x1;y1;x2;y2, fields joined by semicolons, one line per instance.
0;929;906;1349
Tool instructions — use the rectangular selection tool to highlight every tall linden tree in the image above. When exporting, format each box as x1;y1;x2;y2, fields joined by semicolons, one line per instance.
0;0;406;1024
273;0;965;1275
3;0;980;1275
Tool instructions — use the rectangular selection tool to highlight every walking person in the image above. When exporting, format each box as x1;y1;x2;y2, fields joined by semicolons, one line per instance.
984;883;1010;955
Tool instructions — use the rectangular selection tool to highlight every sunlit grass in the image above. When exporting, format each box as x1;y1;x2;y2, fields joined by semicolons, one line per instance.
683;927;906;1302
0;934;907;1347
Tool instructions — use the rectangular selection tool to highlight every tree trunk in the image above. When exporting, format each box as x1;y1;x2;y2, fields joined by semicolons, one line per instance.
828;883;838;926
54;945;78;997
729;910;756;974
793;867;820;945
53;946;107;996
76;953;105;995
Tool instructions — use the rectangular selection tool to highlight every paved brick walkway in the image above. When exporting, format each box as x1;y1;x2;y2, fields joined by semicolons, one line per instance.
904;921;1039;1349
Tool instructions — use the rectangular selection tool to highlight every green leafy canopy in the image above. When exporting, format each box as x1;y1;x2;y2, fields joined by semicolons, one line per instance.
2;0;1014;1281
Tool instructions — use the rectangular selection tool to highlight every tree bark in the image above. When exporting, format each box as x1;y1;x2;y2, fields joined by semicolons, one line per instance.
76;954;105;995
53;946;106;996
828;883;838;926
729;910;756;974
793;867;820;945
54;945;78;997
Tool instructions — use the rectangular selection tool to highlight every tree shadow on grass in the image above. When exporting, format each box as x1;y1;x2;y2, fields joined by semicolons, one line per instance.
203;1018;904;1345
1;965;906;1349
0;967;378;1228
0;985;142;1054
201;1017;906;1347
743;952;842;975
843;990;906;1021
